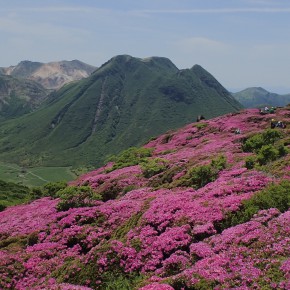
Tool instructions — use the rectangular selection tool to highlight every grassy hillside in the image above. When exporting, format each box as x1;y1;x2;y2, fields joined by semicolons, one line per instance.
0;55;242;169
0;106;289;289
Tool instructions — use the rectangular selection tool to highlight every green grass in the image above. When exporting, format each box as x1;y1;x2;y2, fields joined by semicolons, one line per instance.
0;161;76;187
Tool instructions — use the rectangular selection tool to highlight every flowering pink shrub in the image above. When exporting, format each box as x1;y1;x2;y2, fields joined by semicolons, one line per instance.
0;107;290;289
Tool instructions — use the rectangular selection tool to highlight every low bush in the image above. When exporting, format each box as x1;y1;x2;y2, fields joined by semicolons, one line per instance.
245;156;256;169
56;186;101;211
108;147;154;172
43;181;67;197
242;129;282;153
141;158;168;178
256;145;279;165
177;155;226;189
243;129;288;167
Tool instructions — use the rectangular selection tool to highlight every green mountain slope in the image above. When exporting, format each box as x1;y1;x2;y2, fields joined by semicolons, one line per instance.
232;87;290;108
0;55;242;168
0;75;48;120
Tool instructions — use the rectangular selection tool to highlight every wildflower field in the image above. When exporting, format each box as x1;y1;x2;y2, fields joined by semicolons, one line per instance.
1;107;290;289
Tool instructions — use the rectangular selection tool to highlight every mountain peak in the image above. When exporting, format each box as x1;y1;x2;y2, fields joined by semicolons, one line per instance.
99;55;178;74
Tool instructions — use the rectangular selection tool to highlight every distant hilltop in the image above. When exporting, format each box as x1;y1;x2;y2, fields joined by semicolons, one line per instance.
232;87;290;108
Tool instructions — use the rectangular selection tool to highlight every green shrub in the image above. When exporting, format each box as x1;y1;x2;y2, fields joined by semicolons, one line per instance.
277;144;289;157
177;155;227;189
210;154;227;171
242;129;287;166
108;147;154;172
56;186;101;211
99;183;122;202
257;145;279;165
148;166;182;188
141;158;168;178
242;129;282;153
195;123;208;130
0;203;6;211
43;181;67;197
245;156;256;169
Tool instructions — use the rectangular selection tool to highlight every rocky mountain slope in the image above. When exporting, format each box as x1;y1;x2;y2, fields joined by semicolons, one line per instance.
0;106;289;289
233;87;290;108
0;55;242;168
0;60;96;90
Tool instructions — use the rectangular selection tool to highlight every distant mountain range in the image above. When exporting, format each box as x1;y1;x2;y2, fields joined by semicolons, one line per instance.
0;55;242;169
232;87;290;108
0;60;96;90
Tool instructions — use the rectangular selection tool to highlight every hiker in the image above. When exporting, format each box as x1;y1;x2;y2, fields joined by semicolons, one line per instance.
196;115;205;122
277;121;286;128
270;119;276;129
265;106;269;112
269;107;275;114
235;128;241;134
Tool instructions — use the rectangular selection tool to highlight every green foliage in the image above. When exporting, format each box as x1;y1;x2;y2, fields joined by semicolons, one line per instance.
100;271;144;290
195;122;208;130
167;275;217;290
177;155;227;189
43;181;67;197
242;129;282;152
242;129;287;166
210;154;227;171
0;179;31;210
108;147;154;172
148;165;182;188
56;186;101;211
245;156;256;169
54;248;144;290
256;145;279;165
141;158;168;178
99;183;122;202
217;180;290;231
255;260;287;288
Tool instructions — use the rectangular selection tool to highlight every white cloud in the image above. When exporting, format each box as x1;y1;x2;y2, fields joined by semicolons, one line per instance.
179;37;228;50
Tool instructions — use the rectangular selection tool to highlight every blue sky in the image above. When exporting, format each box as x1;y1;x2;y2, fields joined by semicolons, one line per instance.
1;0;290;93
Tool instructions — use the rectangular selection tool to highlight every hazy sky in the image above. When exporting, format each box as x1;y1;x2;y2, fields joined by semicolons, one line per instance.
1;0;290;93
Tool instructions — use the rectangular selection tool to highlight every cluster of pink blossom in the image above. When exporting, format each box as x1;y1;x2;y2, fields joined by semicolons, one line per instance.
173;208;290;289
0;108;289;289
